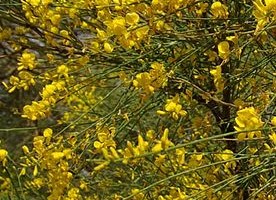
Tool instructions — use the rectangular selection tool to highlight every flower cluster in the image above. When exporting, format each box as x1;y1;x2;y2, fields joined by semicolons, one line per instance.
157;94;187;120
133;62;168;95
1;0;276;199
253;0;276;32
234;107;264;140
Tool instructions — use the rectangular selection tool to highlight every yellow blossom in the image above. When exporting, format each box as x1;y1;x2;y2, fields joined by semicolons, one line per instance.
152;128;174;152
105;16;127;36
158;94;187;120
218;41;230;60
253;0;276;32
22;145;30;154
234;107;263;140
33;165;38;176
94;126;116;151
17;51;36;71
57;65;69;78
126;12;140;26
0;149;8;162
43;128;53;138
211;1;229;19
51;152;65;160
22;100;50;120
269;132;276;145
104;42;114;53
133;25;149;41
133;62;168;95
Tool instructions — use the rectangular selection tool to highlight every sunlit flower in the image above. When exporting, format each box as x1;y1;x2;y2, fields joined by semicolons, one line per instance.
234;107;263;140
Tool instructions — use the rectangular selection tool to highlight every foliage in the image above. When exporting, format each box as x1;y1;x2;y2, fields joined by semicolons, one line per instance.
0;0;276;199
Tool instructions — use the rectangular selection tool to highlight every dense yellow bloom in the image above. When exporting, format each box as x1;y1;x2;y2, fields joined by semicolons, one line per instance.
234;107;263;140
22;100;50;120
18;51;36;71
65;187;81;200
211;2;229;19
253;0;276;32
43;128;53;138
105;16;127;36
24;0;40;7
41;84;56;100
4;71;36;93
94;126;116;151
133;72;154;93
51;152;65;160
133;62;168;95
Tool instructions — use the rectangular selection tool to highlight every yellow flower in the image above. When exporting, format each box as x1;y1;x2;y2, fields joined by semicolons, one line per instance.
269;132;276;145
218;41;230;60
94;126;116;151
43;128;53;138
94;161;110;171
0;149;8;161
106;16;127;36
126;12;140;26
17;51;36;71
57;65;69;78
253;0;276;32
152;128;174;152
96;28;108;41
133;72;154;93
234;107;263;140
211;2;229;19
22;100;50;120
219;149;234;161
22;145;30;154
60;30;70;38
104;42;114;53
133;25;149;41
137;135;148;153
26;0;40;7
51;152;65;160
41;84;56;100
158;94;187;120
133;62;168;96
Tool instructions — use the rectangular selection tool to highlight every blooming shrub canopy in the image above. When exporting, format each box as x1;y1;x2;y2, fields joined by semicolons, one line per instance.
0;0;276;199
